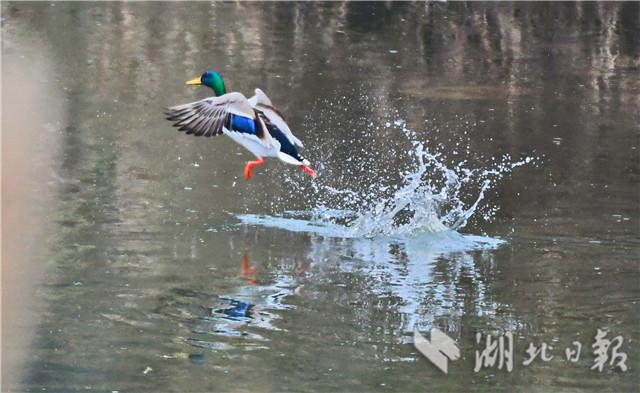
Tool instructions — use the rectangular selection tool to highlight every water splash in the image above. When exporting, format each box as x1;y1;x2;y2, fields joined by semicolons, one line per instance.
255;119;532;238
240;109;535;240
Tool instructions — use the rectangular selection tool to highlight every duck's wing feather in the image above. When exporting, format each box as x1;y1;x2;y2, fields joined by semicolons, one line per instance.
166;92;274;147
249;88;304;148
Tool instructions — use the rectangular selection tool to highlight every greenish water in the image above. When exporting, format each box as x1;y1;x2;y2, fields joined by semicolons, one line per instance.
2;2;639;392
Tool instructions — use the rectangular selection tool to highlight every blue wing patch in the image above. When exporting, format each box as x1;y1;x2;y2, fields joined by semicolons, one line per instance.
229;115;257;135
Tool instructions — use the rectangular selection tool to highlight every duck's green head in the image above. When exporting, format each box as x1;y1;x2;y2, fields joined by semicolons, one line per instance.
186;70;226;96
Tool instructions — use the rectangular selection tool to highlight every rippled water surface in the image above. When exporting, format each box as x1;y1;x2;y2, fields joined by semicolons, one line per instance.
2;2;639;392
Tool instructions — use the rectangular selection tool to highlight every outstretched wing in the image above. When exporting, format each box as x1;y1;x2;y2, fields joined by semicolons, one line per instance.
166;92;273;147
249;88;304;148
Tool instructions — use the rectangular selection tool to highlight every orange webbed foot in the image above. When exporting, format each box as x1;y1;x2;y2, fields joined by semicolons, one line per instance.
244;157;264;181
300;164;317;178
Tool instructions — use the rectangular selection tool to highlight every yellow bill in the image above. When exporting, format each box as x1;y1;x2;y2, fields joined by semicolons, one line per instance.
186;77;202;85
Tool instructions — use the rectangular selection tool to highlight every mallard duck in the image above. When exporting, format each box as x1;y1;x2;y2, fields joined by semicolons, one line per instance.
165;70;316;180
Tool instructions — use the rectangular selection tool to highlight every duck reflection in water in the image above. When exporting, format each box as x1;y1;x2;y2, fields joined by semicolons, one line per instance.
210;253;308;323
178;252;313;352
211;255;258;318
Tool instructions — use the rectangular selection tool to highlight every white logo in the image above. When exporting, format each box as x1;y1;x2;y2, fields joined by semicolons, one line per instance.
414;328;460;374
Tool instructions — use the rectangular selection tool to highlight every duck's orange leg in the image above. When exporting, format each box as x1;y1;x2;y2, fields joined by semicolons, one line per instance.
300;164;317;178
244;157;264;180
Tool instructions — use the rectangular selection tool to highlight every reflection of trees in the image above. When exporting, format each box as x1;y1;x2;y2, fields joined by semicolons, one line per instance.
5;2;636;213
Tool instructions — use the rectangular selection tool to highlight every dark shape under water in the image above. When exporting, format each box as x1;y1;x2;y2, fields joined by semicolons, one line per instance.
188;353;206;365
